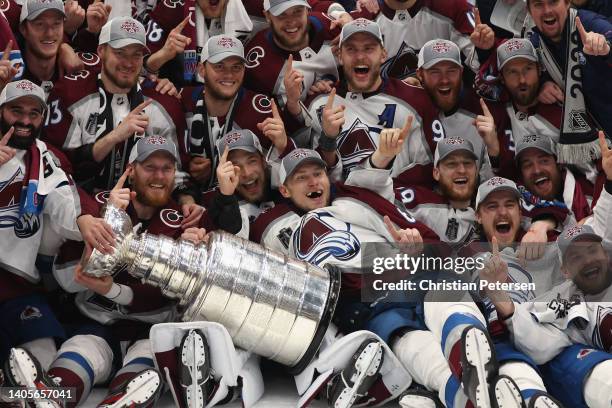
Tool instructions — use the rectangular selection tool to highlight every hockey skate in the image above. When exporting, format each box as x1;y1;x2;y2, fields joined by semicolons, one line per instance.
178;329;213;408
459;326;499;408
527;391;564;408
4;348;62;408
97;369;162;408
399;387;444;408
490;375;525;408
326;339;384;408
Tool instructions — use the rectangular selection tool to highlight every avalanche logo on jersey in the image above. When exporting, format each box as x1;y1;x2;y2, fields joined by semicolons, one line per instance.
293;211;360;267
0;168;41;238
381;42;419;80
593;306;612;352
336;119;379;175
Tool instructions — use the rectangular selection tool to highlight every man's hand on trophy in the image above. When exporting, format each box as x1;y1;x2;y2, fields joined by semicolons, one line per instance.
74;261;114;295
109;167;136;210
217;147;241;196
77;214;116;254
181;227;209;245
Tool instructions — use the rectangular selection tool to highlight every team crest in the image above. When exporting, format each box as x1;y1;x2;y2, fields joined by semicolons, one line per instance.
432;41;451;54
145;136;167;145
225;132;242;144
444;137;465;145
217;37;236;48
337;119;378;174
15;80;35;91
563;225;584;240
504;39;525;53
159;209;183;228
120;20;141;34
293;211;361;266
20;305;42;321
485;177;506;188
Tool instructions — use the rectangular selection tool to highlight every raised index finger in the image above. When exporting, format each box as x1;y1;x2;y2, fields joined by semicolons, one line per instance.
479;98;492;117
271;98;281;119
285;54;293;75
383;215;402;242
0;127;14;146
575;16;588;42
220;143;229;164
132;98;153;114
400;115;413;139
113;167;131;190
474;7;482;27
598;131;609;155
174;16;190;33
2;40;12;61
491;235;499;255
325;87;336;110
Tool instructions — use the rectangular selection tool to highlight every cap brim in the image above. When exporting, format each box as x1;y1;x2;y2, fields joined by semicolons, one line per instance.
478;186;521;209
107;39;150;54
25;8;66;22
515;145;555;162
268;1;311;16
206;52;246;64
436;148;478;166
499;54;538;70
420;57;461;69
286;157;327;179
3;95;47;111
133;149;177;164
340;31;383;46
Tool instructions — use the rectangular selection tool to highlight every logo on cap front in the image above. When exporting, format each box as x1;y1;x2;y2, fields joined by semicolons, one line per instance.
486;177;506;187
289;149;310;160
504;39;525;53
432;41;451;54
564;226;583;239
352;18;371;27
145;136;167;145
445;137;465;145
120;20;141;34
521;134;539;144
225;132;242;144
217;37;237;48
15;80;35;91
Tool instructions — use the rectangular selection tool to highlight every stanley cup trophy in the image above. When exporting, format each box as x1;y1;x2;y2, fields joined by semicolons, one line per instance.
83;204;340;372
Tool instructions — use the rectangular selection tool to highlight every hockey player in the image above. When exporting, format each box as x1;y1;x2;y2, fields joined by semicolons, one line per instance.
183;34;298;189
296;18;442;183
0;80;83;372
243;0;344;104
4;135;235;407
42;17;191;201
352;0;480;78
481;135;612;407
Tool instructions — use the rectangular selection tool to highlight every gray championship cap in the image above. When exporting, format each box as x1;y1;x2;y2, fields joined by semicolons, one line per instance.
129;135;178;164
0;79;47;111
339;18;384;46
433;137;478;167
264;0;311;16
217;129;263;157
279;148;326;184
515;134;556;162
20;0;65;23
99;17;150;53
418;39;461;69
201;35;246;64
497;38;538;70
475;177;521;209
557;224;602;260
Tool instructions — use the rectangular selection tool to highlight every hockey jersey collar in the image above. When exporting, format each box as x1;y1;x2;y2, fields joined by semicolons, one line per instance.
380;0;424;20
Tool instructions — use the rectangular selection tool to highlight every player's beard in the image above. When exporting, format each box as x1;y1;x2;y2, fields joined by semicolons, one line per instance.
508;82;539;107
132;177;174;208
438;175;476;203
270;20;308;51
345;65;382;93
423;82;460;113
103;59;139;91
0;118;41;150
204;79;237;101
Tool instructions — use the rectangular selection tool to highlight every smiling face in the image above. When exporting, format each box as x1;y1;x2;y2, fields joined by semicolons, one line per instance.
196;0;227;18
518;148;561;200
266;6;309;51
501;58;540;108
131;152;176;208
280;163;331;212
99;44;145;92
418;61;463;113
199;57;245;101
433;151;478;205
228;149;267;203
20;10;64;60
477;190;521;248
0;98;44;150
562;240;611;295
528;0;571;43
339;32;386;93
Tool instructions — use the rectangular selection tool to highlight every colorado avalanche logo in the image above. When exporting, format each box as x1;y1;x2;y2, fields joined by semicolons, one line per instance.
160;209;183;228
352;18;371;28
504;39;525;53
163;0;184;8
564;226;583;240
432;41;451;54
337;119;378;175
225;132;242;144
521;134;539;144
293;211;361;266
486;177;506;188
0;0;9;12
217;37;236;48
444;137;465;145
120;20;141;34
15;80;35;91
593;306;612;352
288;149;310;160
95;191;111;204
145;136;167;145
252;94;272;114
0;168;41;238
20;306;42;321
